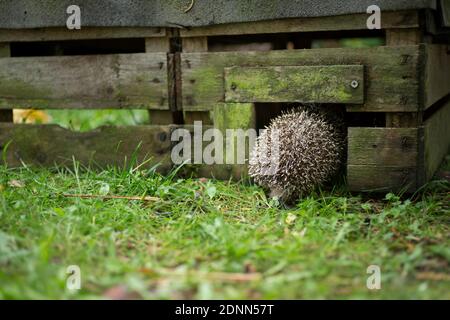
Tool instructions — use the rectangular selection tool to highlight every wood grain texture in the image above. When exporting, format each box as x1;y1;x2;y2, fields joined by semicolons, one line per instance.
0;27;165;42
347;127;420;192
224;65;364;104
386;29;422;46
348;127;419;166
145;37;171;52
182;37;208;52
180;11;420;37
347;165;417;193
424;45;450;110
385;28;423;127
180;46;420;112
0;124;174;170
0;53;169;110
422;100;450;180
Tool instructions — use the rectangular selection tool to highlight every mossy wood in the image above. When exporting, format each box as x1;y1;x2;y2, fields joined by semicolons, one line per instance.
181;46;420;112
224;65;364;104
192;103;256;180
0;53;169;110
0;124;174;170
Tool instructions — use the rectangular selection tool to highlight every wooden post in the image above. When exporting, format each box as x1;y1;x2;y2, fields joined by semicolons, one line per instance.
211;103;256;179
0;43;12;123
385;29;423;128
182;37;212;125
145;36;176;125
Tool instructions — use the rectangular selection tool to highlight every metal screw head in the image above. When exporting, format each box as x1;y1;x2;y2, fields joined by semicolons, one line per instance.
351;80;359;89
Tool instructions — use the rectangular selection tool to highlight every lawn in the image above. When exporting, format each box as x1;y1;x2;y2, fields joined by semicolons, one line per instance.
0;156;449;299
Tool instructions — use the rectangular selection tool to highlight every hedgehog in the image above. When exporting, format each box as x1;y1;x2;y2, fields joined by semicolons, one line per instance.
249;106;345;203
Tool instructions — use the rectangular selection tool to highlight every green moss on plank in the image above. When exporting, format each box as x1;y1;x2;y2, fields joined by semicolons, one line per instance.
225;65;362;103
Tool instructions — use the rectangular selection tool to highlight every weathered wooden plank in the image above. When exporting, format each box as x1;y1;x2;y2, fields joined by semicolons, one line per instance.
348;127;419;166
180;11;420;37
386;29;422;46
183;37;208;52
149;111;175;125
145;39;174;123
385;28;423;127
347;165;417;193
385;113;421;128
208;103;256;179
0;27;165;42
180;46;420;112
422;100;450;181
347;127;421;192
0;53;169;110
224;65;364;104
424;44;450;110
184;111;212;125
145;37;171;52
0;124;174;170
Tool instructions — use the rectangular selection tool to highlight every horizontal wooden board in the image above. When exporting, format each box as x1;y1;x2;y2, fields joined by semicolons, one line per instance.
0;53;169;110
180;11;420;37
423;44;450;110
348;127;419;166
347;165;417;193
224;65;364;104
422;99;450;180
0;27;165;42
0;124;174;170
180;46;421;112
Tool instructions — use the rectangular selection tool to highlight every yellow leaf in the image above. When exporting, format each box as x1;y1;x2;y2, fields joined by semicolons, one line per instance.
285;213;297;225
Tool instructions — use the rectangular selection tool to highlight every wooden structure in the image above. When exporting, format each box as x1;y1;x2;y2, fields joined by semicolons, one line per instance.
0;0;450;192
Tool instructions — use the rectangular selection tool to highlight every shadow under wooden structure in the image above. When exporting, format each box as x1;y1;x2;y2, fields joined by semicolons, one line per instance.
0;0;450;193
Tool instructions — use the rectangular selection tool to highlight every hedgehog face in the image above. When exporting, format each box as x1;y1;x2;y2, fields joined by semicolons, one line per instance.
249;107;344;203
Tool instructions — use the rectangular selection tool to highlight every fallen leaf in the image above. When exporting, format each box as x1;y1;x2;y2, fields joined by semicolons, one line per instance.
8;180;25;188
285;213;297;225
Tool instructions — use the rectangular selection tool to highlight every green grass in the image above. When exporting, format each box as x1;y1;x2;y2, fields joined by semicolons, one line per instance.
0;161;449;300
47;110;150;132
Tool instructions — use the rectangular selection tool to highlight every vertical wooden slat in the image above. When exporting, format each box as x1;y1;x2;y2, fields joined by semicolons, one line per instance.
182;36;211;124
421;100;450;182
208;102;256;179
385;29;423;128
145;36;176;124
